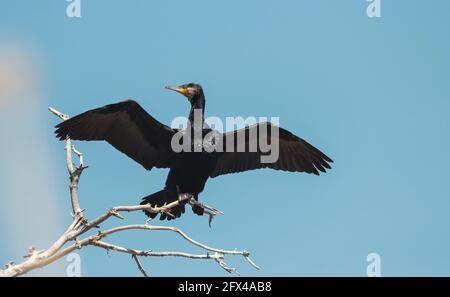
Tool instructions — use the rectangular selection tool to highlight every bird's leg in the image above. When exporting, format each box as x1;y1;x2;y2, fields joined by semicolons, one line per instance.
189;199;224;216
190;194;205;217
189;195;225;227
178;193;193;203
176;185;193;203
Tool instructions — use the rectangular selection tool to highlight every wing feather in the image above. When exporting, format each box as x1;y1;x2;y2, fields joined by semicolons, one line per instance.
210;122;332;177
55;100;175;170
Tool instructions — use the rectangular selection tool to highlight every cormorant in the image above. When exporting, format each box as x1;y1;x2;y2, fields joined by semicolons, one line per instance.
55;83;333;220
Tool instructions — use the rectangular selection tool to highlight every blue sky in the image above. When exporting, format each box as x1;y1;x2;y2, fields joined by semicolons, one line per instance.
1;0;450;276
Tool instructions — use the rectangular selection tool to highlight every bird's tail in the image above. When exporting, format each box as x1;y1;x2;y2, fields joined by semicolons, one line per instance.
140;188;185;221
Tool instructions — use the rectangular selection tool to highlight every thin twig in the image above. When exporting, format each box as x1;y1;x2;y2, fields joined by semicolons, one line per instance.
131;255;149;277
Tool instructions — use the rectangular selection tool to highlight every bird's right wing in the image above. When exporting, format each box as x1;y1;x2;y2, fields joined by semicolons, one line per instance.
54;100;175;170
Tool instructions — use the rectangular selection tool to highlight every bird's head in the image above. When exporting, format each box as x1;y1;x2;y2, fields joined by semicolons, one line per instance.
165;83;204;104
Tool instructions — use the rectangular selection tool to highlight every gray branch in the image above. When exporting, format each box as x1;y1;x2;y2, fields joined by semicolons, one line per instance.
0;107;258;277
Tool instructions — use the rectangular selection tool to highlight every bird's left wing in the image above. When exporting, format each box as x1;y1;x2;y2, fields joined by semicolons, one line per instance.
209;122;333;178
54;100;175;170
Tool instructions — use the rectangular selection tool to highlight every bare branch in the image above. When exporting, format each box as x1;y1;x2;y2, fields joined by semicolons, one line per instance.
91;241;238;274
0;107;259;277
71;145;84;168
131;255;149;277
48;107;69;121
97;224;250;257
50;107;86;223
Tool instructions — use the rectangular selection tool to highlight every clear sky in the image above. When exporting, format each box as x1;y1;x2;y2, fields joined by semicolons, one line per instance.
1;0;450;276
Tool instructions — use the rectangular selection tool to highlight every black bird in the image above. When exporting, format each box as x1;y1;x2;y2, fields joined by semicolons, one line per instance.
55;83;333;220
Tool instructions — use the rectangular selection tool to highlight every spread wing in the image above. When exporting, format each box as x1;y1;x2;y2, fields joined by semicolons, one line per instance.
54;100;175;170
210;122;333;177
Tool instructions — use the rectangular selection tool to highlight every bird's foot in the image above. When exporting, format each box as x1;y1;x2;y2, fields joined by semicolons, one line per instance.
190;200;224;216
189;200;224;227
178;193;193;203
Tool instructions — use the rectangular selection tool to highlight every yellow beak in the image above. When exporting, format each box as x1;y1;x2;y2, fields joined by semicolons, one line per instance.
165;85;188;96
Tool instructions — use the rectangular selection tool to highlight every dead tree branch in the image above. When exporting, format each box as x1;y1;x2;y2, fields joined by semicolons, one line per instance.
0;107;258;277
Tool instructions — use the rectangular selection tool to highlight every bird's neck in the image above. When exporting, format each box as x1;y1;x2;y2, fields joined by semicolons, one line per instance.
188;94;205;127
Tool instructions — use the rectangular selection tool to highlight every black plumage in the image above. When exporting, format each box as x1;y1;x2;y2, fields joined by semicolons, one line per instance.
54;83;332;220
